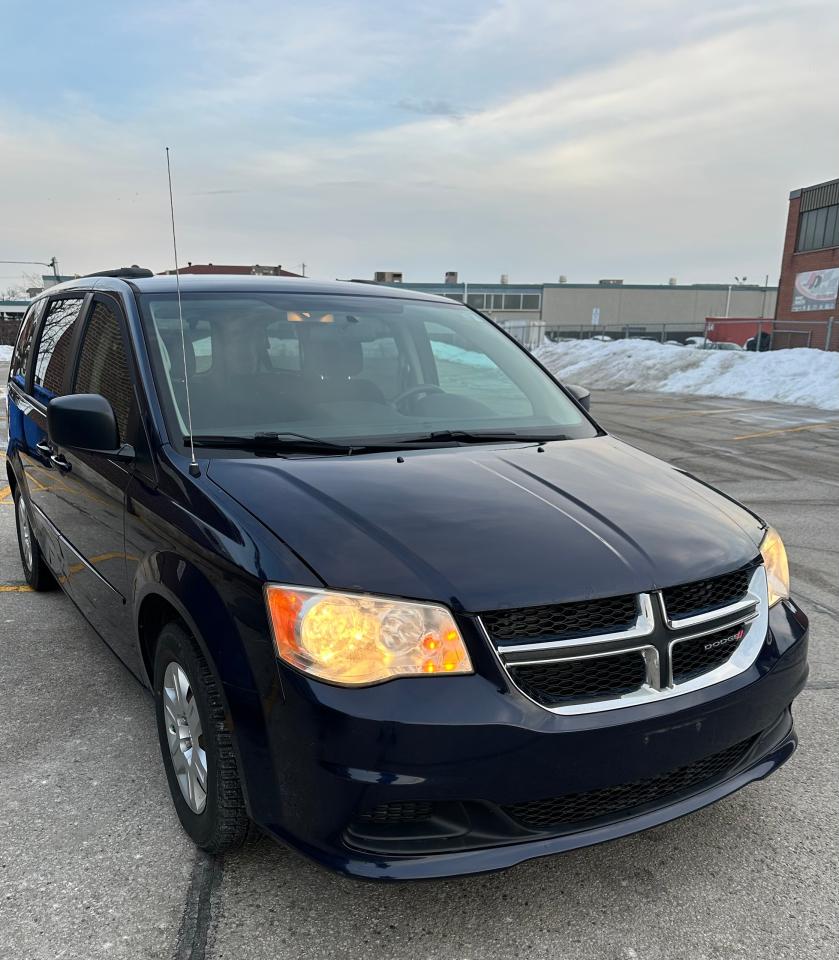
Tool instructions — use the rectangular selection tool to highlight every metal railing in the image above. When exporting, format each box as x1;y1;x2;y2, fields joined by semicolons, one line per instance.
543;323;704;345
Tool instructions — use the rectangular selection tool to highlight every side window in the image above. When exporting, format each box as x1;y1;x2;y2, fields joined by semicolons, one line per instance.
73;300;135;441
9;299;45;388
33;297;86;401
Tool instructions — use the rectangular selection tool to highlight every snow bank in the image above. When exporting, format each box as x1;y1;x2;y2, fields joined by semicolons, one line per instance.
0;345;12;362
534;339;839;411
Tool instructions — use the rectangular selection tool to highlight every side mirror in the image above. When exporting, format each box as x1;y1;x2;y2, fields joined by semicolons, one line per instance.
567;383;591;411
47;394;134;461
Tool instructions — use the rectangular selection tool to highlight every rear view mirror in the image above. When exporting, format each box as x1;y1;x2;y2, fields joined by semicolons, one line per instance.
567;384;591;411
47;394;135;461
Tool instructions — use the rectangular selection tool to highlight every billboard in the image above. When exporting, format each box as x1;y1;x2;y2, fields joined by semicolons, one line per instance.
792;268;839;312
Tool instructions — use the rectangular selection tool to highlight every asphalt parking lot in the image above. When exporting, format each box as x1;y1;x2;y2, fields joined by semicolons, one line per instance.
1;365;837;960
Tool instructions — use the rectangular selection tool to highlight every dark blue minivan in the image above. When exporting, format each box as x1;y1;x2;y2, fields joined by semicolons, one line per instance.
5;272;808;879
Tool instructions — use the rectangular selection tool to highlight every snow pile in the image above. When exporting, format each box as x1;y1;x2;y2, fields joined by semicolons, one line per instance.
0;345;12;362
534;339;839;411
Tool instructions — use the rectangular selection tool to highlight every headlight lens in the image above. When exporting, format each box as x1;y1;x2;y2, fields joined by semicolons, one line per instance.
265;585;473;685
760;526;790;607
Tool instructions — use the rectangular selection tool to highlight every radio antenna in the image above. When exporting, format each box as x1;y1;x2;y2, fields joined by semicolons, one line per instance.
165;147;200;477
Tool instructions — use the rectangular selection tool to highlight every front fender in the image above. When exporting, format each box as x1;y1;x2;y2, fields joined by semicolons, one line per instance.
133;552;286;820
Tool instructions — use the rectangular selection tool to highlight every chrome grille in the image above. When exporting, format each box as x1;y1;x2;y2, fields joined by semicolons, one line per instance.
481;594;637;643
662;564;754;619
480;566;768;715
671;625;746;683
509;651;647;708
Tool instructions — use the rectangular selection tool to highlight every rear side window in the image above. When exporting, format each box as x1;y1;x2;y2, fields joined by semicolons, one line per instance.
74;300;134;441
9;299;46;388
33;297;86;400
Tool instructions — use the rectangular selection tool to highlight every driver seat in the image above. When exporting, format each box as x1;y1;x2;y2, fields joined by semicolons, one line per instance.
300;337;384;404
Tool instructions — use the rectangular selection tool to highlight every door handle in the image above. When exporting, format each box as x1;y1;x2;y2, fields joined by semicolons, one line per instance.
50;453;71;473
36;439;53;458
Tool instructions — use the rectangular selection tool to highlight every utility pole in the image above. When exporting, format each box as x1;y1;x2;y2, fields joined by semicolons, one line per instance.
0;257;61;286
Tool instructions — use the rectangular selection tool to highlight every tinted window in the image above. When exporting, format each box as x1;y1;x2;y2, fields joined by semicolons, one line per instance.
9;300;45;388
33;297;85;400
797;203;839;251
74;300;134;440
140;292;595;445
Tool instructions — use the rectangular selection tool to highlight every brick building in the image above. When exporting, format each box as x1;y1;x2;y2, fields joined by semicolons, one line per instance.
776;179;839;350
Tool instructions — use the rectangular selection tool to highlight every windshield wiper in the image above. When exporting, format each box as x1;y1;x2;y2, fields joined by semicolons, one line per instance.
398;430;569;445
186;432;361;454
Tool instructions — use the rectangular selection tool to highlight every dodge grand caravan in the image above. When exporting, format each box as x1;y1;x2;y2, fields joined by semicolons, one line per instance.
5;271;808;879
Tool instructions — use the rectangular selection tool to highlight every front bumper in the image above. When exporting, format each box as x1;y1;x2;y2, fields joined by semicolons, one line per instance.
231;599;808;880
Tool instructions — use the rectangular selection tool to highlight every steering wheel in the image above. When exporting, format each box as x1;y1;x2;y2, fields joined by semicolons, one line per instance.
392;383;446;412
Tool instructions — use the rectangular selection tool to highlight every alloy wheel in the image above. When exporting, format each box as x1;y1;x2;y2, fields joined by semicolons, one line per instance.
162;661;208;814
17;495;33;573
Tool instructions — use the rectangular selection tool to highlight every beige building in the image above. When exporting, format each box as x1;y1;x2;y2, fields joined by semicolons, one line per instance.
386;275;777;338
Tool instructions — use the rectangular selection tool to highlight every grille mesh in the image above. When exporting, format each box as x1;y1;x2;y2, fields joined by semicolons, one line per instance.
358;801;433;824
510;652;646;707
504;736;754;830
481;594;637;642
672;625;746;683
663;565;753;619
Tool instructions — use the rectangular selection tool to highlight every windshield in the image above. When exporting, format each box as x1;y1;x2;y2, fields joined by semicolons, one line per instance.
138;292;596;447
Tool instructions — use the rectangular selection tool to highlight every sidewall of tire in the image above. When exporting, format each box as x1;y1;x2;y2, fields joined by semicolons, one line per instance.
153;624;230;850
13;488;56;591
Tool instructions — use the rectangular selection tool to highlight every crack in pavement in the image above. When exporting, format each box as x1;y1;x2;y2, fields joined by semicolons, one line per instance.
175;852;224;960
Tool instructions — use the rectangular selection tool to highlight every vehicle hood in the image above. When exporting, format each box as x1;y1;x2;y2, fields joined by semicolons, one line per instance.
207;436;764;612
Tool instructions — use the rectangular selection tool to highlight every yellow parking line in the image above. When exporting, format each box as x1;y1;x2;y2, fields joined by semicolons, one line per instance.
731;423;834;441
0;584;32;593
0;485;12;504
651;406;756;421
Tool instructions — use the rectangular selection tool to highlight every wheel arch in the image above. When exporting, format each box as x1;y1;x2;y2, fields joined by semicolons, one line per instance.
133;553;259;694
134;558;264;816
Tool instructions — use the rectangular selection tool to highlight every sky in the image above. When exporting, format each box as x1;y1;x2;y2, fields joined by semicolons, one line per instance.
1;0;838;291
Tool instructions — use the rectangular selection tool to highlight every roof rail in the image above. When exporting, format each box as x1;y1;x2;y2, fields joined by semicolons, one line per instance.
82;266;154;279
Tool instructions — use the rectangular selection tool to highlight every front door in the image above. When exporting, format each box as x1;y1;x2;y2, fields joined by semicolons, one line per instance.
17;293;90;577
49;294;144;676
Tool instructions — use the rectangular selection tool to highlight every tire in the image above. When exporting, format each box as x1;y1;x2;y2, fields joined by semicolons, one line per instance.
153;621;250;854
14;488;57;591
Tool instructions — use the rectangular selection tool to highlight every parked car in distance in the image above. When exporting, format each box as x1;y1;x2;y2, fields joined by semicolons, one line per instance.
6;272;808;880
685;337;745;351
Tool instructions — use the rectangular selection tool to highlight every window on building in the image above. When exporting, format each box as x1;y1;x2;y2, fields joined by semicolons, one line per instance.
466;293;485;309
9;299;46;388
33;297;86;400
444;293;464;302
503;294;522;310
74;300;135;440
522;294;541;310
491;294;504;309
797;203;839;252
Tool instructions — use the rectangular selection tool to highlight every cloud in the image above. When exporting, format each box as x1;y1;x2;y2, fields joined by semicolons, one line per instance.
395;99;467;121
0;0;837;286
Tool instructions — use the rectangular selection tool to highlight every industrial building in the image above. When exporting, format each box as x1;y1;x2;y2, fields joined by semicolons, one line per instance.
381;272;776;342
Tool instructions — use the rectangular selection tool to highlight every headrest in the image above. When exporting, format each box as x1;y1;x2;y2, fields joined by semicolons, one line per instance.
160;331;196;378
303;335;363;379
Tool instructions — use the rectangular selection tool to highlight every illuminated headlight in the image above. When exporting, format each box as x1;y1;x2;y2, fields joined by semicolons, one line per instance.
760;526;790;607
265;586;473;686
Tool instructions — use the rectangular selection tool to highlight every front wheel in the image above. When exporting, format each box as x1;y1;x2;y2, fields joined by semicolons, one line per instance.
153;622;251;854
